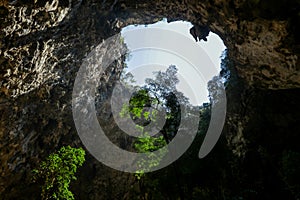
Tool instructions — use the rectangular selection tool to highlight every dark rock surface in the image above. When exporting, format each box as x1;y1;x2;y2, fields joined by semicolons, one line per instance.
0;0;299;199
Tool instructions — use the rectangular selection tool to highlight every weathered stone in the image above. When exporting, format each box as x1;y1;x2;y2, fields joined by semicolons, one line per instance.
0;0;299;199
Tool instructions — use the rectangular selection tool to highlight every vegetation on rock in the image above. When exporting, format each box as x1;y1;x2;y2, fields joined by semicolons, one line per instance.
32;146;85;200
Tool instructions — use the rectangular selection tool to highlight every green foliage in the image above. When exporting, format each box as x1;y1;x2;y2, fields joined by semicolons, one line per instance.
129;89;151;119
199;103;211;129
119;36;125;44
120;71;136;86
119;103;129;118
119;66;187;179
133;126;167;179
120;89;154;122
32;146;86;200
134;133;166;153
220;49;231;86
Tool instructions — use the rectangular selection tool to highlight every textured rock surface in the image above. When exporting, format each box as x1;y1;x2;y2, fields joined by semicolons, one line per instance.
0;0;299;199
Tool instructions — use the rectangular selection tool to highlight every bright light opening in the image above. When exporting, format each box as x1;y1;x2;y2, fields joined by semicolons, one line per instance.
121;18;226;105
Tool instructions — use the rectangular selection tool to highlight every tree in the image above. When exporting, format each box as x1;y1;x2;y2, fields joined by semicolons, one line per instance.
32;146;86;200
121;65;191;149
120;65;193;199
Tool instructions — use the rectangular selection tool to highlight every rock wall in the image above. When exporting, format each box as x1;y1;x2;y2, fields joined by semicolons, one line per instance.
0;0;299;199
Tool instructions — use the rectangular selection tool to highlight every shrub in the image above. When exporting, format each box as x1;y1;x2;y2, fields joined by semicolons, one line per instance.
32;146;86;200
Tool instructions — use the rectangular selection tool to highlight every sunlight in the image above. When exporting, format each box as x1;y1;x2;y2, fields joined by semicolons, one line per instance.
121;19;226;105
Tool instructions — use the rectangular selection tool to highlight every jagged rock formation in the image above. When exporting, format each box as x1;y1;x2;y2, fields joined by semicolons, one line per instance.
189;24;210;42
0;0;299;199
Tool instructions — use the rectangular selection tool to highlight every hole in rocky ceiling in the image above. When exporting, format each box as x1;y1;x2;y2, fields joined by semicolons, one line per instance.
120;18;226;106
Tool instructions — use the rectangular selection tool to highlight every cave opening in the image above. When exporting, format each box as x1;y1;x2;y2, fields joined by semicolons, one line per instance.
120;18;226;106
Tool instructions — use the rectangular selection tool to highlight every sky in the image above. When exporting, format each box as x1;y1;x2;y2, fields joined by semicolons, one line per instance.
121;18;226;105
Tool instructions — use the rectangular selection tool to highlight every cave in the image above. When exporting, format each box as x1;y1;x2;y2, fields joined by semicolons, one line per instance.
0;0;299;199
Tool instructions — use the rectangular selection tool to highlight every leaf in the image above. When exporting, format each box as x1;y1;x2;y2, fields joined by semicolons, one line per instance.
32;146;85;200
